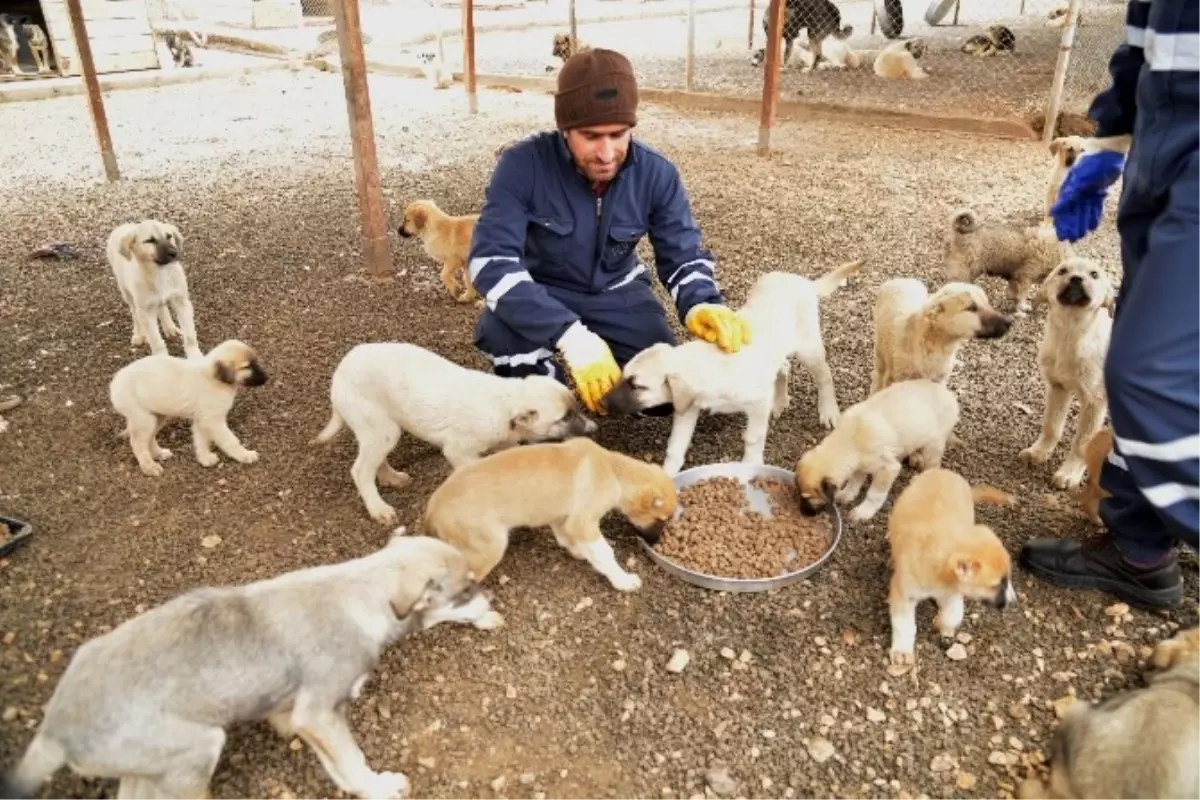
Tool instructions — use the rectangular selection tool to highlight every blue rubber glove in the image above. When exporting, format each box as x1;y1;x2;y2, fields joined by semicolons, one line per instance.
1049;149;1125;243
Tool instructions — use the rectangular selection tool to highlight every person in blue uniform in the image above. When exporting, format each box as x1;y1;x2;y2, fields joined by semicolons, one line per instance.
1021;0;1199;609
465;47;751;416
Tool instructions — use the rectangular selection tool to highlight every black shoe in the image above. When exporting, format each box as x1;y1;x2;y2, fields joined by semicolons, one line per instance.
1019;535;1183;610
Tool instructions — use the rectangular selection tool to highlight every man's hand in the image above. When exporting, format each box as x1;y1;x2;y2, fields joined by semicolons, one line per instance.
685;304;752;353
556;322;621;415
1050;148;1126;243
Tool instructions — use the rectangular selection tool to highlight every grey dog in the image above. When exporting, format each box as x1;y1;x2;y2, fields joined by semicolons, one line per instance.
1;532;502;800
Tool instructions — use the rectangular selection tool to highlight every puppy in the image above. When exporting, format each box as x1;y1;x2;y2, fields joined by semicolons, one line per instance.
873;38;928;80
162;30;195;68
887;468;1017;668
871;278;1011;395
0;14;20;74
106;219;202;360
398;199;481;305
792;36;862;71
796;378;961;522
546;31;591;71
416;50;452;89
749;0;853;70
942;207;1072;316
1045;136;1088;216
1045;4;1082;28
1017;626;1199;800
1079;426;1113;523
422;437;676;592
0;533;502;800
110;339;267;477
602;260;864;477
21;20;50;73
312;342;596;525
960;24;1016;57
1020;258;1113;489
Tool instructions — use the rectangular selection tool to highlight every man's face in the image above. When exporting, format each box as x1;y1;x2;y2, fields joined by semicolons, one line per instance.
565;124;631;183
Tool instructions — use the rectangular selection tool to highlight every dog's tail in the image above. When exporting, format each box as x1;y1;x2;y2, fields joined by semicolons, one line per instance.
971;484;1016;507
813;259;865;297
1;733;66;800
310;409;344;445
833;24;853;40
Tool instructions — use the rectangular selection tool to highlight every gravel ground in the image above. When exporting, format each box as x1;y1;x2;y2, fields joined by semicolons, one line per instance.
0;69;1196;800
372;0;1127;122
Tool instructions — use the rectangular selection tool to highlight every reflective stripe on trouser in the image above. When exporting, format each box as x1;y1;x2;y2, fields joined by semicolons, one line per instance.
1099;143;1199;561
474;276;676;381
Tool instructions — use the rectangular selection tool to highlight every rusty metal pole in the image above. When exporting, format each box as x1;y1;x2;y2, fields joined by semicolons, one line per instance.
747;0;755;50
332;0;392;278
65;0;119;181
1043;0;1083;144
463;0;478;114
755;0;785;156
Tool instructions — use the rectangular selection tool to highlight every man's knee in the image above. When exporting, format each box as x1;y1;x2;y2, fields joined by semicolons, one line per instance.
474;313;566;383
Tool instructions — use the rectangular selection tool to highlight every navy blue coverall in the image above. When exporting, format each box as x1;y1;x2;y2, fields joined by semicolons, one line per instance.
1094;0;1199;560
466;132;726;381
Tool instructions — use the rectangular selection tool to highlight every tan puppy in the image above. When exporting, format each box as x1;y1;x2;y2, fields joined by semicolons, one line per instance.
943;207;1072;316
960;24;1016;57
1045;5;1083;28
1020;258;1113;489
106;219;202;360
887;468;1017;668
795;378;960;522
1045;136;1089;217
1079;426;1113;524
422;437;677;592
1017;626;1199;800
109;340;267;477
873;38;928;80
871;278;1012;394
397;199;481;305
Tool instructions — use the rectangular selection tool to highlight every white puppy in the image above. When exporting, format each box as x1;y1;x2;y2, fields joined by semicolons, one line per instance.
1020;257;1113;489
312;342;598;525
106;219;202;360
874;38;928;79
110;339;267;477
602;260;864;477
794;379;961;522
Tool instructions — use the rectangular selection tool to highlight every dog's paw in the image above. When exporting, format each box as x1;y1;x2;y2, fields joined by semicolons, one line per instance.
610;571;643;592
849;504;879;523
378;469;412;489
162;325;182;339
139;460;165;477
1019;445;1051;465
130;332;146;346
196;451;220;468
154;448;173;461
1052;466;1085;490
359;770;410;800
889;649;914;667
370;505;399;526
235;449;259;465
473;610;505;630
818;407;840;429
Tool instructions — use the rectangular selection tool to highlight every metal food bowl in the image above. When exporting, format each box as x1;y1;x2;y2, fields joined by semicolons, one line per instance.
638;462;842;593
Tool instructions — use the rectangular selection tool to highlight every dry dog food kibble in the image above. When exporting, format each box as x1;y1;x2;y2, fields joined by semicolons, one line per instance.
653;476;832;579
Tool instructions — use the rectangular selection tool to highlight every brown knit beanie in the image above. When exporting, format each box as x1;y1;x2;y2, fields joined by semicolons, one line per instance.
554;48;639;130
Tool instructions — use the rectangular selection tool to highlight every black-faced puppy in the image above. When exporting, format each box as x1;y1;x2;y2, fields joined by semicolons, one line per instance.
422;437;677;592
795;378;961;522
943;207;1072;316
960;24;1016;57
1017;626;1199;800
109;339;267;477
871;278;1011;394
0;533;501;800
106;218;203;360
1020;258;1113;490
312;342;596;526
887;468;1017;669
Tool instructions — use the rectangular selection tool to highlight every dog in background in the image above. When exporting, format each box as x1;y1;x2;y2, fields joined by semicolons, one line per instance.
791;35;862;70
416;50;452;89
312;341;595;525
1017;626;1199;800
398;199;481;305
106;218;203;360
874;38;928;79
1020;258;1113;490
871;278;1012;394
0;14;22;74
161;30;196;68
942;207;1072;316
1079;426;1113;523
110;339;267;476
0;533;501;800
20;19;51;73
795;378;961;522
887;468;1017;669
1046;135;1088;216
422;437;676;592
1045;4;1082;28
749;0;853;71
961;24;1016;57
546;31;591;72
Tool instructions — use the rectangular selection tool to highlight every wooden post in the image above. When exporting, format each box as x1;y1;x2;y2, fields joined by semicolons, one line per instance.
463;0;478;114
432;0;446;69
1043;0;1082;144
685;0;696;90
869;6;877;35
755;0;785;155
569;0;578;45
952;0;961;25
332;0;392;278
65;0;119;181
747;0;755;50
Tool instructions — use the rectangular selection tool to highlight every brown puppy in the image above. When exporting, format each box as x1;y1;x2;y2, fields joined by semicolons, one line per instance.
1046;136;1089;217
943;207;1072;316
887;468;1017;668
1017;626;1199;800
873;38;928;79
422;437;676;592
1079;426;1113;524
397;199;481;306
552;32;590;63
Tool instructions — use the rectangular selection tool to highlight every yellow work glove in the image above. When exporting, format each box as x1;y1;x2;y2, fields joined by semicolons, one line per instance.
685;303;752;353
556;322;621;415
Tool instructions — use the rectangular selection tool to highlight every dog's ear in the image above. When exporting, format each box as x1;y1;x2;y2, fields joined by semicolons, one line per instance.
165;224;183;248
820;478;837;501
952;556;981;580
212;359;238;385
510;408;538;431
391;577;440;620
1101;282;1116;312
1048;138;1063;156
664;371;697;413
118;228;138;260
409;205;427;230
